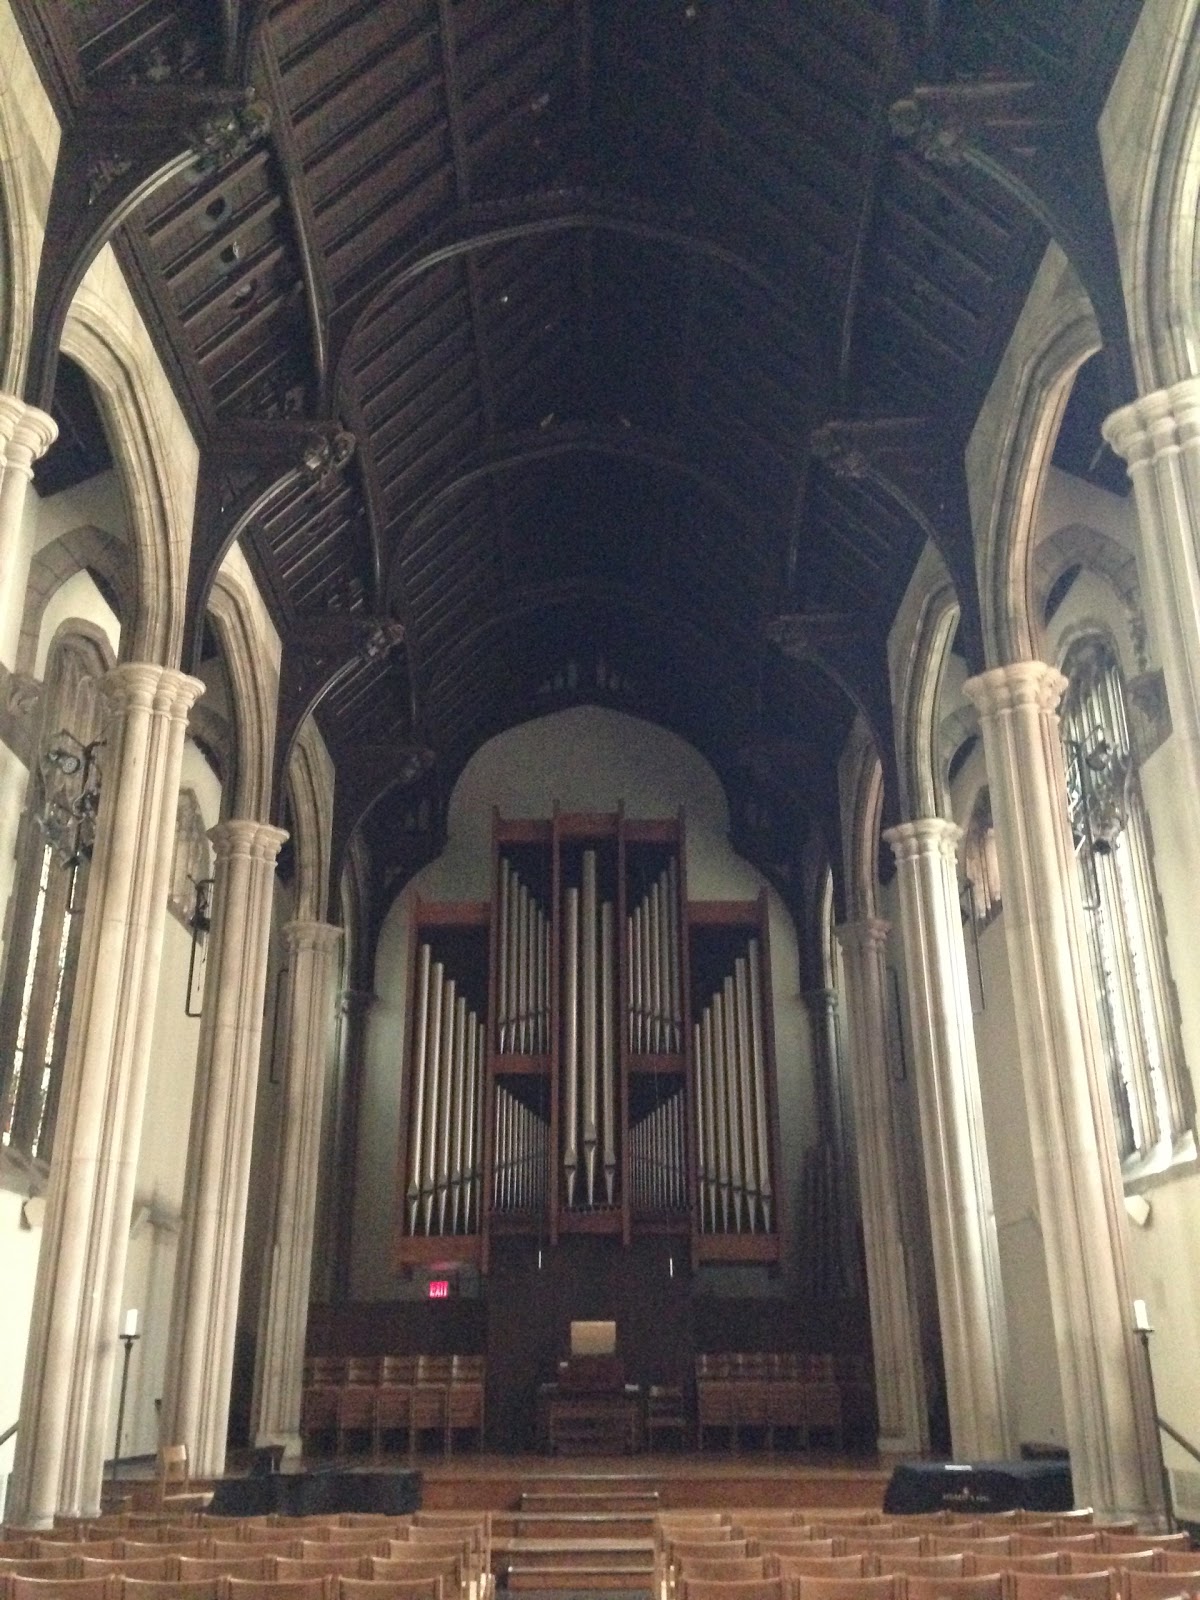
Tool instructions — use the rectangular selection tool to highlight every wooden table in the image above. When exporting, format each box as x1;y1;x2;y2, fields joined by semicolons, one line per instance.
539;1384;643;1454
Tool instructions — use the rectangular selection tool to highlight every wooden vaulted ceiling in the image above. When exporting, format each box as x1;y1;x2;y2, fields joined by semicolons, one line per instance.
17;0;1141;910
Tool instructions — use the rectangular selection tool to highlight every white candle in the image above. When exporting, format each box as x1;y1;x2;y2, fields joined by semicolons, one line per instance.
1133;1298;1151;1331
123;1309;139;1338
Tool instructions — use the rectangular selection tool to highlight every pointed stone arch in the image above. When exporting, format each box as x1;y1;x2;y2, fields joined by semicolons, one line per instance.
890;543;962;822
206;544;281;824
838;714;885;923
60;247;197;670
286;716;334;923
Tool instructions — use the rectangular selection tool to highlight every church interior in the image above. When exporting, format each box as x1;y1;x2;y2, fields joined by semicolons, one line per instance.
1;0;1200;1562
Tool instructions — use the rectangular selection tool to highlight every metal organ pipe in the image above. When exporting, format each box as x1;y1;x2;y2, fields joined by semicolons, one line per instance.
748;938;773;1231
497;859;510;1051
600;899;616;1204
563;885;580;1207
407;944;432;1233
582;851;599;1205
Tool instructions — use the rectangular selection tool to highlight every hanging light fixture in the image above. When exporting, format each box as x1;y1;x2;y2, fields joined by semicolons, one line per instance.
185;875;214;1017
36;730;103;914
1064;727;1131;910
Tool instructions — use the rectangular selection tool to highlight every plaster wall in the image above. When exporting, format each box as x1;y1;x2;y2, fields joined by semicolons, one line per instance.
353;706;816;1303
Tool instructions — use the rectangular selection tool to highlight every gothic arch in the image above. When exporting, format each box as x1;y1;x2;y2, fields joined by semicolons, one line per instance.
286;716;334;924
206;546;282;824
0;15;56;397
1102;0;1200;391
889;542;961;822
60;249;198;671
838;714;885;924
969;247;1100;668
18;526;134;678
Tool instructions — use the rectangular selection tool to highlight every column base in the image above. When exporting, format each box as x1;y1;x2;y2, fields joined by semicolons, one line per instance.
253;1430;302;1461
877;1433;925;1456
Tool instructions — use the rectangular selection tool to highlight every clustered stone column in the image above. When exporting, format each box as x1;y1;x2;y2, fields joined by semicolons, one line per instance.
8;664;203;1526
0;395;56;671
160;819;288;1479
964;662;1160;1520
835;918;928;1454
804;984;861;1292
331;987;373;1302
251;920;343;1456
884;817;1013;1461
1105;382;1200;914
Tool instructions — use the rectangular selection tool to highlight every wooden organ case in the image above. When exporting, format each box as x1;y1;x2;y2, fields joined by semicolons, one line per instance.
395;811;783;1272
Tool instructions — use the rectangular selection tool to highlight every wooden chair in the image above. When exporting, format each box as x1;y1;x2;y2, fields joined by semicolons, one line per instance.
772;1557;869;1580
118;1541;212;1560
1103;1537;1193;1555
991;1556;1064;1575
905;1578;1003;1600
696;1363;738;1452
0;1559;83;1578
409;1359;451;1458
177;1557;271;1580
9;1578;118;1600
338;1578;444;1600
842;1538;924;1558
793;1578;903;1600
676;1558;777;1581
1127;1572;1200;1600
295;1546;388;1566
1003;1572;1117;1600
645;1385;688;1452
1066;1554;1157;1575
1160;1557;1200;1576
273;1559;372;1581
79;1557;179;1579
1011;1535;1100;1557
931;1540;1012;1561
156;1447;213;1514
758;1540;842;1559
873;1555;966;1578
119;1581;221;1600
444;1357;485;1455
224;1580;333;1600
372;1359;416;1460
677;1580;789;1600
732;1516;807;1533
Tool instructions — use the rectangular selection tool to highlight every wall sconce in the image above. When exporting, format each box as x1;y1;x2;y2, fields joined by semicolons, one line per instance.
37;730;103;914
1064;727;1131;911
185;875;214;1017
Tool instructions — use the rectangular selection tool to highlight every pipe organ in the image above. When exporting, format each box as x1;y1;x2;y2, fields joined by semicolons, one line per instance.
396;812;782;1270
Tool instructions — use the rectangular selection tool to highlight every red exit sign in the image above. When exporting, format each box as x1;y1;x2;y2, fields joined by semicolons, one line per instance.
428;1279;450;1300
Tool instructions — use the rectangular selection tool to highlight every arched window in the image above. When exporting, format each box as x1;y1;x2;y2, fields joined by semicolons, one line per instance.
1060;636;1192;1162
0;627;111;1166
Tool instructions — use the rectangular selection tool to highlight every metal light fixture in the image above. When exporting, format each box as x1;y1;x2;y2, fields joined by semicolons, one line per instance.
1064;726;1131;910
37;730;103;914
185;876;214;1017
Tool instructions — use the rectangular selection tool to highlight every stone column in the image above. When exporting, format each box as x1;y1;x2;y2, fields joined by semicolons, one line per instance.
331;988;373;1301
0;395;56;671
251;919;342;1456
804;985;860;1292
963;662;1160;1519
883;818;1014;1460
1105;383;1200;841
835;919;928;1453
159;818;287;1478
8;664;203;1525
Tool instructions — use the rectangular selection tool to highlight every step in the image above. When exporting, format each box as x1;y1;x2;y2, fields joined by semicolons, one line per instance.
496;1513;656;1540
496;1538;655;1571
520;1492;661;1513
503;1568;653;1593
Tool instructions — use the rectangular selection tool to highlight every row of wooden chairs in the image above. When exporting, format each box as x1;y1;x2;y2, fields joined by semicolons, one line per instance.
0;1579;447;1600
300;1358;485;1458
665;1577;1200;1600
694;1357;843;1451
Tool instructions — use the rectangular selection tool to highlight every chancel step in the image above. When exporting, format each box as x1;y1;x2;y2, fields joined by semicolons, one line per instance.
519;1491;661;1513
496;1512;656;1540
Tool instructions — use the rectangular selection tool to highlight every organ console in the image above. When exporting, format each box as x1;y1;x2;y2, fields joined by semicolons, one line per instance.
394;809;783;1271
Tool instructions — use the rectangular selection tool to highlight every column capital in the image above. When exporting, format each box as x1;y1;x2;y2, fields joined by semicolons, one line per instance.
1103;376;1200;470
0;395;56;462
803;986;839;1017
340;987;375;1017
883;816;963;865
835;917;890;954
99;662;205;719
963;660;1066;719
282;919;342;957
208;819;288;864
